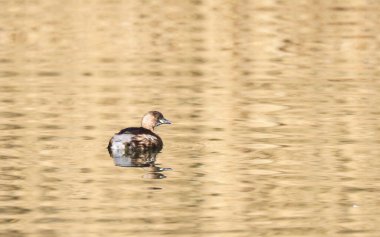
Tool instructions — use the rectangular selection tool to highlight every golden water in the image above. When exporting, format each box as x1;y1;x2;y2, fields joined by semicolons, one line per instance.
1;1;380;236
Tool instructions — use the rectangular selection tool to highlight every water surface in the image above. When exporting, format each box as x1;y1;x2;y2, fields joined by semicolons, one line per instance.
1;1;380;237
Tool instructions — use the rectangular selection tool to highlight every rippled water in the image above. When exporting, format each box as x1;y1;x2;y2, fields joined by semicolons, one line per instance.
1;1;380;236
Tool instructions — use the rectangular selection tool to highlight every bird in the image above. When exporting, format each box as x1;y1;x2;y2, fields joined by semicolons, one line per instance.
107;111;171;154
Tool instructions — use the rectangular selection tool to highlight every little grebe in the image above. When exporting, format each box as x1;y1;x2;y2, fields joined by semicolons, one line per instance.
107;111;171;153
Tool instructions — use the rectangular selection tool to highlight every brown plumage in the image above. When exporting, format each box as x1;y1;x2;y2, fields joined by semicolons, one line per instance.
108;111;171;153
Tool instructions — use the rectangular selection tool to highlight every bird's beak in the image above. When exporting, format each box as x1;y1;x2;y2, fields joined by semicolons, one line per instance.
158;117;172;125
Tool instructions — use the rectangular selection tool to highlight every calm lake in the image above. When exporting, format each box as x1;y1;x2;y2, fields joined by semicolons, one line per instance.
1;1;380;237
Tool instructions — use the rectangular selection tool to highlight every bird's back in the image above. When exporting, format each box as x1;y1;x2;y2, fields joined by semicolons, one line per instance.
108;127;163;154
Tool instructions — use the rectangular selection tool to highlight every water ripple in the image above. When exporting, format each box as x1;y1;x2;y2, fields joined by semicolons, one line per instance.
0;124;24;130
0;207;30;215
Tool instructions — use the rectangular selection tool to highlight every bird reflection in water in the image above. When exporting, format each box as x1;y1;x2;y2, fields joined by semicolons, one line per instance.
108;148;172;179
